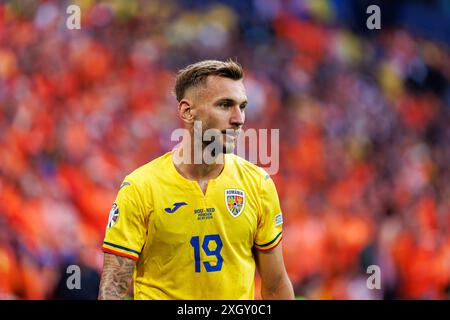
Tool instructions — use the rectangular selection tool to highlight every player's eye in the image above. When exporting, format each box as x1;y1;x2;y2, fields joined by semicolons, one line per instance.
239;103;247;110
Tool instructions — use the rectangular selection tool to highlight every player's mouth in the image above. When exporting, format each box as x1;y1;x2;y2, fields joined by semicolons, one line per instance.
221;129;240;139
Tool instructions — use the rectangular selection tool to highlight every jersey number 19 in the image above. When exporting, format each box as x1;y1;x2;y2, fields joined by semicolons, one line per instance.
190;234;223;272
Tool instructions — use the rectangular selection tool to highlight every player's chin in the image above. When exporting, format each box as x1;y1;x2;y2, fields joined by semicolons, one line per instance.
223;141;236;154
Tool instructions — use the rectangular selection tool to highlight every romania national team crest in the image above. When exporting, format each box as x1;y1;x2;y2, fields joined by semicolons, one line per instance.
107;203;119;229
225;189;245;218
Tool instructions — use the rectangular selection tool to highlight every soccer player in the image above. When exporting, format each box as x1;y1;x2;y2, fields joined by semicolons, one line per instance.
98;60;294;299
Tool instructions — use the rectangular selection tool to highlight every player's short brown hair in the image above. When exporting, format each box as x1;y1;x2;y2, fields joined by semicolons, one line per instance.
175;59;244;102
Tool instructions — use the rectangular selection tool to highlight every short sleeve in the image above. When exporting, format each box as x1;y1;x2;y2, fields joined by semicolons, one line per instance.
102;177;149;260
254;174;283;251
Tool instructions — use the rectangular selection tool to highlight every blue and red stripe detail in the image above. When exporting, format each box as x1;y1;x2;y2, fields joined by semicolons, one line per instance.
102;241;140;261
255;232;283;251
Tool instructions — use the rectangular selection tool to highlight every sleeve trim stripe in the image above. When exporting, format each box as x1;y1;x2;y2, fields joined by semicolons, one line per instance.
255;235;283;251
102;247;139;261
103;241;140;255
255;231;282;248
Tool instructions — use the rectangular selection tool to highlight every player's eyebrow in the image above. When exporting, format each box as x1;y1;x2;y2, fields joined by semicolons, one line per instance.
215;98;248;106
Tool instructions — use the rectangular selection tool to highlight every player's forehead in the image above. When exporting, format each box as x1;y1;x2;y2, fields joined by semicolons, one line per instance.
200;75;247;104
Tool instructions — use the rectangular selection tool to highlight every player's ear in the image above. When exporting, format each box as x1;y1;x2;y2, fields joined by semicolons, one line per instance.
178;99;195;124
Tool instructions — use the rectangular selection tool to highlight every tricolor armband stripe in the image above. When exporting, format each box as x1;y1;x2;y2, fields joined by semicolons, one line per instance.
103;241;139;254
102;241;140;260
255;232;283;251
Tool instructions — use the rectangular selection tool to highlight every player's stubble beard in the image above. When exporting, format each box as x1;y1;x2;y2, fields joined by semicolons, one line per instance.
199;126;236;160
201;130;234;157
191;117;239;164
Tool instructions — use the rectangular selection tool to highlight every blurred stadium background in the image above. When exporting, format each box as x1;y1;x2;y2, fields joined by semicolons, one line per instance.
0;0;449;299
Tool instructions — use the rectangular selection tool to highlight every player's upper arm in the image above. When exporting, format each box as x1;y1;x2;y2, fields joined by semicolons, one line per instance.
254;173;283;251
102;176;151;261
255;243;294;299
98;252;136;300
254;172;294;299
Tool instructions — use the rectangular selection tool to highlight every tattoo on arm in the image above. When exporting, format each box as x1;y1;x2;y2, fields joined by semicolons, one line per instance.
98;253;136;300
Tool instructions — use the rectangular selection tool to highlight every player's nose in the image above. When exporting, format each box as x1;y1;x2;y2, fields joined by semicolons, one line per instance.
230;105;244;127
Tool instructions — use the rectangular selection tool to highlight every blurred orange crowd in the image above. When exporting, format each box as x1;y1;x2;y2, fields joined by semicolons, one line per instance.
0;1;449;299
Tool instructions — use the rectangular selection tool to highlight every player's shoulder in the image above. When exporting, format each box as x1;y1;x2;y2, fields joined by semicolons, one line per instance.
123;151;172;187
226;153;270;182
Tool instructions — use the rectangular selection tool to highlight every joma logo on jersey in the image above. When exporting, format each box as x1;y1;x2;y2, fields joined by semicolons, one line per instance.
225;189;245;218
165;202;187;213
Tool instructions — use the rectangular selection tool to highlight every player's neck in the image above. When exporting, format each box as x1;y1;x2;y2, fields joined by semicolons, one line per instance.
180;161;224;181
172;143;225;181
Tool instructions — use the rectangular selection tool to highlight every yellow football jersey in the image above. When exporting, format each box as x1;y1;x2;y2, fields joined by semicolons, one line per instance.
102;151;283;299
